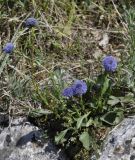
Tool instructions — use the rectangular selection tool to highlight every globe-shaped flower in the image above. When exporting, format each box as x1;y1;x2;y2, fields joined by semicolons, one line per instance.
3;42;14;54
102;56;117;72
62;87;74;98
72;80;87;96
25;17;38;28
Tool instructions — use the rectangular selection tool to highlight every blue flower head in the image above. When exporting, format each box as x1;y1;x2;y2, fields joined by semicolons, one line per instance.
72;80;87;96
3;42;14;54
25;17;38;28
102;56;117;72
62;87;74;98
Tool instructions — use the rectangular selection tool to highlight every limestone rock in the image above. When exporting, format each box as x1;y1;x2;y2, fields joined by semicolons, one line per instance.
0;117;68;160
100;117;135;160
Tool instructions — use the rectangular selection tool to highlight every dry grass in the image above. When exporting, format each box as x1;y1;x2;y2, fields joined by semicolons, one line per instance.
0;0;128;117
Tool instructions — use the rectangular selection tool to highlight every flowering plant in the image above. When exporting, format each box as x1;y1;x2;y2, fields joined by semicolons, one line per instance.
3;42;14;54
102;56;117;72
29;55;133;159
25;17;38;28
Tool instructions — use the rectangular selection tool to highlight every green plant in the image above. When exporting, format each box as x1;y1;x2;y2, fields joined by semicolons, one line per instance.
1;0;135;159
29;58;133;159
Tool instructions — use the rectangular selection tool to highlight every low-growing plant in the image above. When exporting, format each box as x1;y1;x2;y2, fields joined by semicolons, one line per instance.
29;55;135;159
1;0;134;159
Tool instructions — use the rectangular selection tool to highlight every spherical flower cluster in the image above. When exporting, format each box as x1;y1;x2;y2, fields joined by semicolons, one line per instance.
62;80;87;98
62;87;74;98
25;17;38;28
102;56;117;72
3;42;14;54
73;80;87;96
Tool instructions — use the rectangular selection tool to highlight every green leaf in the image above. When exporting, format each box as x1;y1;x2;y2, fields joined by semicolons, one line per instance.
29;109;52;118
108;94;135;107
79;131;91;150
101;111;124;125
120;93;134;103
108;96;120;106
55;129;69;144
101;75;110;96
76;112;90;129
115;112;124;124
86;118;93;127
